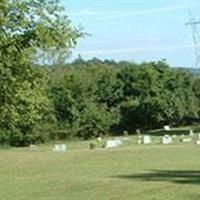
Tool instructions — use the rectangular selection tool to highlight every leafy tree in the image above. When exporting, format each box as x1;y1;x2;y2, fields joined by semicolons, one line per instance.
50;63;122;139
0;0;82;146
117;61;200;131
50;59;200;137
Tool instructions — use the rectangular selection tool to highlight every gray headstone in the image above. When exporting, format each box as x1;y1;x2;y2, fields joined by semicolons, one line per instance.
136;129;141;135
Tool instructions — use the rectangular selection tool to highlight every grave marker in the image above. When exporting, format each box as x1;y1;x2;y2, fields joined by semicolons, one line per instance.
105;139;122;148
143;135;151;144
97;137;102;142
28;144;38;151
53;144;67;152
181;138;192;142
136;129;141;135
164;125;170;131
189;129;194;136
196;140;200;145
137;140;142;144
162;135;172;144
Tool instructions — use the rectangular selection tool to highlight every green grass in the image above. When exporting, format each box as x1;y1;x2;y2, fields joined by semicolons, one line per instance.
1;136;200;200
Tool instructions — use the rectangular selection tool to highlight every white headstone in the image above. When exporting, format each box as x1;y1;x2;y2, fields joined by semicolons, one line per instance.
28;144;38;151
136;129;141;135
164;125;170;131
143;135;151;144
181;134;185;138
138;135;142;139
162;135;172;144
53;144;66;152
115;138;123;145
196;140;200;145
137;140;142;144
189;129;194;136
105;139;122;148
181;138;192;142
172;134;176;138
97;137;102;142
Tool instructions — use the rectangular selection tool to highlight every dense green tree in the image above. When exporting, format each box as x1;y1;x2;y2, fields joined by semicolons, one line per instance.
117;61;200;131
0;0;82;146
50;63;122;139
49;59;200;137
1;1;200;144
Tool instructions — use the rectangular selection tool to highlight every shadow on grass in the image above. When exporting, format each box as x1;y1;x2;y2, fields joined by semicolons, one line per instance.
113;170;200;184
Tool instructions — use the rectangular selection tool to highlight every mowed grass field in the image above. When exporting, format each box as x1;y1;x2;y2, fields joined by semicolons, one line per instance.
1;137;200;200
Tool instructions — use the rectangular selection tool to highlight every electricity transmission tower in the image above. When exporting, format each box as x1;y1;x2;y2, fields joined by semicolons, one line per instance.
186;12;200;68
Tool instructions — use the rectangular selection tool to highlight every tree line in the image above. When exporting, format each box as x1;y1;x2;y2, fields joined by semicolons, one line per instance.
49;58;200;139
2;57;200;146
1;0;200;146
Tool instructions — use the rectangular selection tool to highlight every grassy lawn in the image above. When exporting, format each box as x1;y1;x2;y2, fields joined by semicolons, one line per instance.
1;137;200;200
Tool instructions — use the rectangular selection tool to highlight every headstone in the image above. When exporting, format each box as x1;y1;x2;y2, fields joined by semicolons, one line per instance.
105;139;122;148
172;134;177;138
196;140;200;145
164;125;170;131
162;135;172;144
137;140;142;144
138;135;142;139
115;138;123;145
97;137;102;142
181;138;192;142
143;135;151;144
123;130;129;136
181;134;185;138
28;144;38;151
53;144;66;152
189;129;194;136
136;129;141;135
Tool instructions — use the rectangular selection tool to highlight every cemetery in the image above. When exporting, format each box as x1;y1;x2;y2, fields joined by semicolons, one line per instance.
1;0;200;200
1;127;200;200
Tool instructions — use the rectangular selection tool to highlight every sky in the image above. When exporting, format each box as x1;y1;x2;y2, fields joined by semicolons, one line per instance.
61;0;200;67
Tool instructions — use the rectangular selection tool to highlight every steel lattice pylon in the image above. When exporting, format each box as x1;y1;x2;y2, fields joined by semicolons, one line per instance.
186;12;200;68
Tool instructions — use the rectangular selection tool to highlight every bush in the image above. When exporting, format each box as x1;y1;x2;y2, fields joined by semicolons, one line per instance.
0;128;10;145
89;142;97;149
192;126;200;133
0;125;51;147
